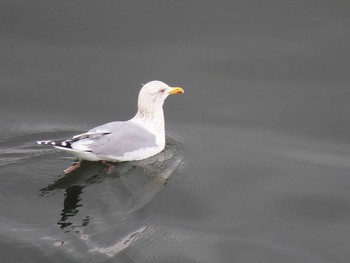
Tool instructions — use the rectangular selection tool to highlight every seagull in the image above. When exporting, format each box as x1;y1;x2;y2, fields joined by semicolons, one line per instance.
37;80;184;173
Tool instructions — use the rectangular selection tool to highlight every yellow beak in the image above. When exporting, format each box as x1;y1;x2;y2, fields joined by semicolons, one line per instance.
168;87;184;95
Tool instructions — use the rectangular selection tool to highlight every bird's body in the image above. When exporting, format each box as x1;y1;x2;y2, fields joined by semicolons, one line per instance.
37;81;184;163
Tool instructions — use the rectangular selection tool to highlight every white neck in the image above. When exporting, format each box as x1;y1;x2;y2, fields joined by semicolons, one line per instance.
132;104;165;134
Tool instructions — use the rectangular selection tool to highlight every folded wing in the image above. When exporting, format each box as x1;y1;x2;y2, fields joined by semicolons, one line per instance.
71;121;158;160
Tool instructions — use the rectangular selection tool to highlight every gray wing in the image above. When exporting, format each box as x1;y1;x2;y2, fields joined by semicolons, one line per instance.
71;121;157;158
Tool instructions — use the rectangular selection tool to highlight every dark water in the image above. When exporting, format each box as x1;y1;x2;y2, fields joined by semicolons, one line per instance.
1;1;350;262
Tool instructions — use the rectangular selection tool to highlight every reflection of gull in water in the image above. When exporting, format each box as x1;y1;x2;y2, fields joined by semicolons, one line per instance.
38;133;187;259
88;226;148;257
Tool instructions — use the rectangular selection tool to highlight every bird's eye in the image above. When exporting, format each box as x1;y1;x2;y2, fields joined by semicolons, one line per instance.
160;89;165;93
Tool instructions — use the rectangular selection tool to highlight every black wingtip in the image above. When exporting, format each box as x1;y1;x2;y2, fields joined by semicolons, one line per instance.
37;140;72;148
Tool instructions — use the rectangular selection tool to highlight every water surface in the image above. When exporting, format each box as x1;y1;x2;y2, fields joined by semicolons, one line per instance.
1;1;350;262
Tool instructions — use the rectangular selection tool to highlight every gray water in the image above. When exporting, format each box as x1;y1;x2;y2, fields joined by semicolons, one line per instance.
1;1;350;262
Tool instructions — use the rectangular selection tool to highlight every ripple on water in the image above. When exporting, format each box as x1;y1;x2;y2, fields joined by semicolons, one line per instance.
0;124;191;260
0;125;84;167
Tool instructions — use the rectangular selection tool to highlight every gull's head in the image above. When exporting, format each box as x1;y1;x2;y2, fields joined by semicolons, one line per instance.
138;80;184;108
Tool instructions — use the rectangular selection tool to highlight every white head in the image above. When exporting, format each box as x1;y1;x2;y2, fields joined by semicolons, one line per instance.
137;80;184;111
133;80;184;134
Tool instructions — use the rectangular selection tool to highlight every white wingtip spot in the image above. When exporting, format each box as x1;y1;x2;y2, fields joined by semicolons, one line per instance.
62;142;67;146
51;142;56;145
